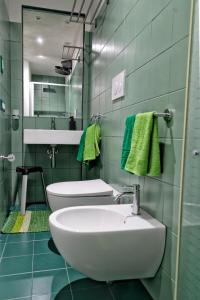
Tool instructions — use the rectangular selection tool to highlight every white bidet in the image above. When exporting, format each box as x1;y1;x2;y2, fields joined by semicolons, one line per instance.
49;204;166;281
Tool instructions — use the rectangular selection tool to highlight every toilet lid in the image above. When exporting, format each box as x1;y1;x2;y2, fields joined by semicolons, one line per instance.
46;179;114;197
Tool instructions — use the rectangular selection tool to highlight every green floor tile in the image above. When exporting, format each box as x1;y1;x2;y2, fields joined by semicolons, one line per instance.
32;289;72;300
0;255;33;276
72;286;113;300
33;253;65;271
67;268;104;291
108;280;153;300
34;231;51;241
34;238;60;256
67;268;87;285
6;232;35;243
0;273;32;299
27;203;48;211
34;240;52;255
0;234;7;243
32;269;69;296
0;243;5;257
3;241;33;257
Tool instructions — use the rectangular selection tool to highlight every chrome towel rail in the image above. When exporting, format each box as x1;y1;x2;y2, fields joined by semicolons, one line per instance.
0;154;15;162
154;109;173;122
68;0;106;26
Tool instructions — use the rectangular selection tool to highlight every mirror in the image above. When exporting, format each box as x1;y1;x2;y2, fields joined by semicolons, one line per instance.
23;8;84;119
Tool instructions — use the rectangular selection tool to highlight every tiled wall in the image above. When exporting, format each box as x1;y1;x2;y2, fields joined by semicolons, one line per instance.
89;1;192;299
10;21;23;204
67;60;83;119
0;0;11;230
178;1;199;299
10;22;82;204
32;75;66;115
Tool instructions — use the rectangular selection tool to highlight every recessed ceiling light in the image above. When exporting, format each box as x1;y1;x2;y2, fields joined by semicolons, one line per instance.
37;55;46;59
37;37;43;44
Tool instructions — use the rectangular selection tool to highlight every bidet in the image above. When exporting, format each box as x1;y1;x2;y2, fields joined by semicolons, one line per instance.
49;204;166;281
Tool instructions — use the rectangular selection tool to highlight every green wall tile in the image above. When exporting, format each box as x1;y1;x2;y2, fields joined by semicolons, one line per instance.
169;37;189;92
172;0;192;43
89;1;191;299
162;231;177;280
0;0;11;230
163;184;180;235
151;4;173;57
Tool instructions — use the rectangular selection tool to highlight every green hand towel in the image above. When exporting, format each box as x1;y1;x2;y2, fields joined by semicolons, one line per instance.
125;112;161;176
94;123;101;157
147;117;161;176
77;127;88;162
121;115;136;170
84;123;101;162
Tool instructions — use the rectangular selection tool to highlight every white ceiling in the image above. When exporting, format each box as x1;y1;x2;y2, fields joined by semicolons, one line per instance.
5;0;102;25
23;9;83;77
5;0;104;77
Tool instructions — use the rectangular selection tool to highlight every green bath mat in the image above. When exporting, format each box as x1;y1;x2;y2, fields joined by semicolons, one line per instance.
2;210;51;233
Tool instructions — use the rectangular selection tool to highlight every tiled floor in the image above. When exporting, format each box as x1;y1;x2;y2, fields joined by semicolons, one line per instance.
0;205;152;300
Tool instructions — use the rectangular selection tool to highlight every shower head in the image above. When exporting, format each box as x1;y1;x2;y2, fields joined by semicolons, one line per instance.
55;60;72;76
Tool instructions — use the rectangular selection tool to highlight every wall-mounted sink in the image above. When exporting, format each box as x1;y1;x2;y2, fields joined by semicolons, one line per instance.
23;129;83;145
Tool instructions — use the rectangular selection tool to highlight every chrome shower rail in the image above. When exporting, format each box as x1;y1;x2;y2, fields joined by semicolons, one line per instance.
68;0;107;26
62;45;82;61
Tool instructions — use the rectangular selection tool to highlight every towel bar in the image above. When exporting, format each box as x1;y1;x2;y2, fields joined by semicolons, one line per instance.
90;113;104;122
154;109;173;122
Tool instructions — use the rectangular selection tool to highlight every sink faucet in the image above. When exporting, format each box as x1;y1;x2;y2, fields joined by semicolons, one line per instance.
115;184;140;215
51;117;56;130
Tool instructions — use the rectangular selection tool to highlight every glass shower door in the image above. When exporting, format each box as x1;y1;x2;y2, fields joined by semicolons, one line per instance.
177;0;200;299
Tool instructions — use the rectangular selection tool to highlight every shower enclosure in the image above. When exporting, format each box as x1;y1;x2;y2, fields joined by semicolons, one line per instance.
177;0;200;299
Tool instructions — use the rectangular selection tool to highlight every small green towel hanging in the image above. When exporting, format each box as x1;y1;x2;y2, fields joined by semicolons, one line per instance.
77;126;89;162
121;115;136;170
125;112;161;176
84;123;101;162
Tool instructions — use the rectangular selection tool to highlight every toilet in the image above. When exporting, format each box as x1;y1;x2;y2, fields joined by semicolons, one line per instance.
46;179;117;211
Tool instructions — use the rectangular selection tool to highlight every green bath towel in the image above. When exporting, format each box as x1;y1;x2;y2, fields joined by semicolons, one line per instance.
125;112;161;176
77;126;88;162
121;115;136;170
84;123;101;162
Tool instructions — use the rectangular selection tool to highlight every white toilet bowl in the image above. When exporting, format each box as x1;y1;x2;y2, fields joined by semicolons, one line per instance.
46;179;116;211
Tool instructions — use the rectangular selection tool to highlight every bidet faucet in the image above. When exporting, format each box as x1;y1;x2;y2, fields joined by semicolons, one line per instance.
51;117;56;130
115;184;140;215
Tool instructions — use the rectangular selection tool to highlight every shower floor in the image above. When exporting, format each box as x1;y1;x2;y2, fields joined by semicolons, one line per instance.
0;204;152;300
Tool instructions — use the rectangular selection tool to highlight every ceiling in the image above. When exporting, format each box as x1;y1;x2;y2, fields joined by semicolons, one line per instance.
23;9;84;77
5;0;103;26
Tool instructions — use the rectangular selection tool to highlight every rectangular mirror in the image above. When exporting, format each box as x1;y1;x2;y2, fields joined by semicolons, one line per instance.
23;7;84;119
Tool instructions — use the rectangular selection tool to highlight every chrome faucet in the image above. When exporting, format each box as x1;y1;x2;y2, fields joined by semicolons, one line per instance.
115;184;140;215
51;117;56;130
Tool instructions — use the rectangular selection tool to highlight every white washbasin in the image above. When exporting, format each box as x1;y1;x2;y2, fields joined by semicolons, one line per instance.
23;129;83;145
49;204;166;281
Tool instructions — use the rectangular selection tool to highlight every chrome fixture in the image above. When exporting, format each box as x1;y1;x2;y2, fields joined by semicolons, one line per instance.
51;117;56;130
115;184;140;216
0;153;15;162
62;46;82;61
47;145;58;168
192;149;200;157
154;109;173;122
90;113;104;123
68;0;108;26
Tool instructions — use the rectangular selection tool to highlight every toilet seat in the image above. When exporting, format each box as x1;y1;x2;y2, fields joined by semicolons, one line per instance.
47;179;114;198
